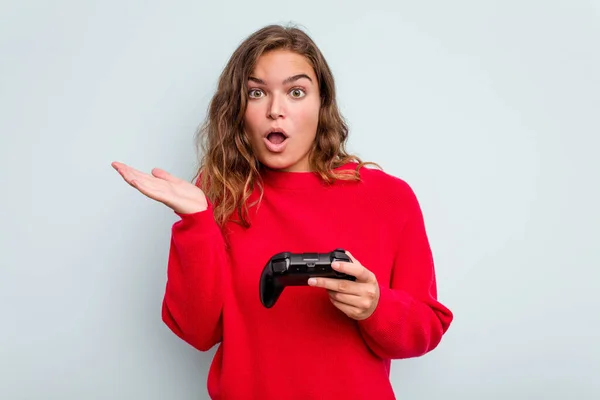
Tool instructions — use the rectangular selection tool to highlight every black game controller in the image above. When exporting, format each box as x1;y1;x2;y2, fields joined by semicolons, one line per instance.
259;248;355;308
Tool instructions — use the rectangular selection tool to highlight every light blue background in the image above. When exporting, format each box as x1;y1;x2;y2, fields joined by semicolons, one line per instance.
1;1;599;399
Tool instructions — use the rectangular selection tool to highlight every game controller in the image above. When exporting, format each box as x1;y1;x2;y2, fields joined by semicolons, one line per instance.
259;248;355;308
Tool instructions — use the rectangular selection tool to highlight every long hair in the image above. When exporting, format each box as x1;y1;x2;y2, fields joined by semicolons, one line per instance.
195;24;379;228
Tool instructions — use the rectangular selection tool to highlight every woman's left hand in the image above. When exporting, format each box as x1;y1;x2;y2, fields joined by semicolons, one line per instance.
308;251;380;320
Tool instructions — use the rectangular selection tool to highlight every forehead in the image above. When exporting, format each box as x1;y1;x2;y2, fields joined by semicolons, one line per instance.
250;49;315;82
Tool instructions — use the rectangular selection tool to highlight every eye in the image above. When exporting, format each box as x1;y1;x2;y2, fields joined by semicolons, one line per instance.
248;89;264;99
289;88;306;98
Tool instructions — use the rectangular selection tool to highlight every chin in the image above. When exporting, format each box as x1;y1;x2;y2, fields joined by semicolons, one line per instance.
259;158;292;170
259;154;308;172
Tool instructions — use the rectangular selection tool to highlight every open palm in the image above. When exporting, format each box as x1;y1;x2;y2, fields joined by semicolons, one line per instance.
111;161;208;214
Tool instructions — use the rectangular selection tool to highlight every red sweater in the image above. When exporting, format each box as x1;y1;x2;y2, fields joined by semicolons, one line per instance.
161;162;453;399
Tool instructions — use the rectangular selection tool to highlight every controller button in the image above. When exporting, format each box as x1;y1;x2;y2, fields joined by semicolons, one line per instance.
273;260;287;273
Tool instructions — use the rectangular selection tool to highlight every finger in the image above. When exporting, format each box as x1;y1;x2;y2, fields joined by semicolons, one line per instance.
114;164;156;188
331;259;374;283
124;169;150;187
308;277;362;295
112;162;140;183
114;165;136;185
151;168;180;183
345;250;358;263
112;164;165;198
111;161;127;171
128;174;160;195
111;161;129;179
327;290;365;308
329;298;362;319
328;283;378;305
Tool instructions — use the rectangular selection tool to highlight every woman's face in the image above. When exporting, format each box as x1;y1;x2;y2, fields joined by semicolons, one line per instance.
244;49;321;172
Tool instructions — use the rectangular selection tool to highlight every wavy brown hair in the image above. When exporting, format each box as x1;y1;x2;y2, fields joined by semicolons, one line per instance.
194;24;380;228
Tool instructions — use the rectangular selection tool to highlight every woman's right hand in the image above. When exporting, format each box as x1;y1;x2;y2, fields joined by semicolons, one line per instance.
111;161;208;214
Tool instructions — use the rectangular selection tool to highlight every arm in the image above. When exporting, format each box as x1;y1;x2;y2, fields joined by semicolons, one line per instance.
161;202;230;352
356;182;453;360
109;162;228;351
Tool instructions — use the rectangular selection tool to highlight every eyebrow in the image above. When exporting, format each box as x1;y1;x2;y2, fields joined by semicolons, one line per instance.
248;74;313;85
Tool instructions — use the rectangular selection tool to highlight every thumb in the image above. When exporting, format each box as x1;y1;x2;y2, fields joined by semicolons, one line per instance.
151;168;179;182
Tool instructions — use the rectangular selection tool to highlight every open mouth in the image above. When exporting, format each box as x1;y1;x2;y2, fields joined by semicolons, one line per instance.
266;131;288;144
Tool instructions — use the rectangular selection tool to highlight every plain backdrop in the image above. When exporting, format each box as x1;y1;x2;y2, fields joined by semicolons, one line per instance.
1;0;599;399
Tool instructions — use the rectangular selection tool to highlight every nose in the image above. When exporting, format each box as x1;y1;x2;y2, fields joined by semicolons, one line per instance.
267;93;285;119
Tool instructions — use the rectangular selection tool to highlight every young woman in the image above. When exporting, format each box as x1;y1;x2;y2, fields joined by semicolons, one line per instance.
112;24;453;400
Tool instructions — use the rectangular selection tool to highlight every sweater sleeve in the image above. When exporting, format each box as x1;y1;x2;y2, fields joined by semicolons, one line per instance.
161;202;230;352
357;181;453;360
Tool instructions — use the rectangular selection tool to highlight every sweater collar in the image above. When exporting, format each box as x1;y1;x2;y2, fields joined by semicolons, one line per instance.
259;162;359;190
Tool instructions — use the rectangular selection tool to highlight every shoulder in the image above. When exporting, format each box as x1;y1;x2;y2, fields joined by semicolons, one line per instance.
353;163;417;201
337;163;424;224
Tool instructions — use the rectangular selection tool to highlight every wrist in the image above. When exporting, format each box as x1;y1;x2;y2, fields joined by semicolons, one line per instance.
174;198;209;214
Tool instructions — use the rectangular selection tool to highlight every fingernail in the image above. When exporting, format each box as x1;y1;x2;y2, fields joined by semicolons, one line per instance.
308;278;317;286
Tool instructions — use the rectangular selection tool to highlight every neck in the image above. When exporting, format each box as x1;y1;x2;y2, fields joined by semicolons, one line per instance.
259;162;358;189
